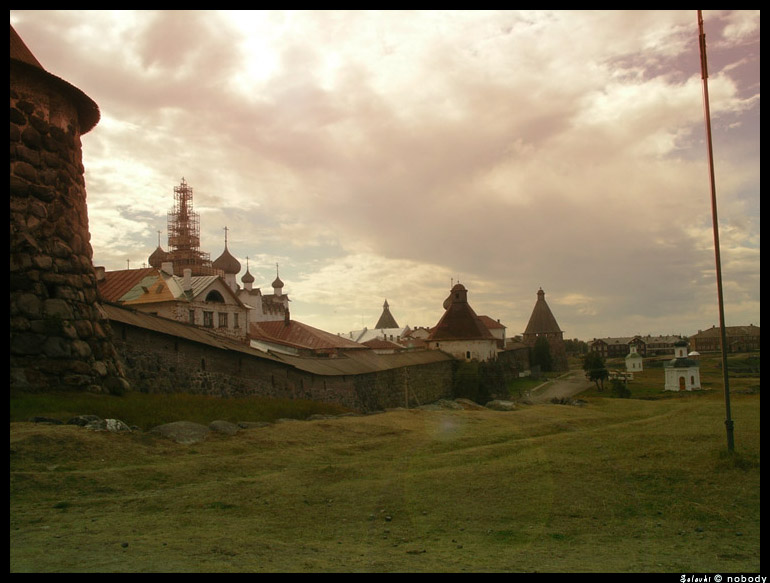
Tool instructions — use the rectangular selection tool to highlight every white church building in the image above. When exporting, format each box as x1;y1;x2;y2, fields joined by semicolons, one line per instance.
664;340;701;391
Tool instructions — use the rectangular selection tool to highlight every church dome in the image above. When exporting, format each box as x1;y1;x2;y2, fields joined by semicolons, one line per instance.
148;245;169;268
213;245;241;274
241;269;255;284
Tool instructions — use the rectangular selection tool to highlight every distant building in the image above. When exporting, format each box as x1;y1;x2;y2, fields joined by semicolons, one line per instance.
625;344;643;373
689;325;760;353
664;340;701;391
375;299;400;329
97;264;249;341
345;299;411;347
589;334;684;358
522;288;568;371
236;262;291;325
427;283;498;362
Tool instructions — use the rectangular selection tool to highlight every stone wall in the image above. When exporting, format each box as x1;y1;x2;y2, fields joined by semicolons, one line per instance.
109;317;454;412
10;59;127;394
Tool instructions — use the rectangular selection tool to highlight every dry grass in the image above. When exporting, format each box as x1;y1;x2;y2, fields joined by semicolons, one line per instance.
10;390;760;573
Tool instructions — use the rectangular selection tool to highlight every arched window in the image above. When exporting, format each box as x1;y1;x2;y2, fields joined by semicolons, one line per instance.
205;290;225;303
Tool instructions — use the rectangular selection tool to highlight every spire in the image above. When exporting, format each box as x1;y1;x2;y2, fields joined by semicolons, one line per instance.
375;299;400;329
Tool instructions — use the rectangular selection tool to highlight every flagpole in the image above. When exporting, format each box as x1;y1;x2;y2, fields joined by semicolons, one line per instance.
697;10;734;451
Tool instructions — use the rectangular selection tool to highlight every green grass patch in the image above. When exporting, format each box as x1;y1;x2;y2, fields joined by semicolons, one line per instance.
10;389;760;573
9;391;351;429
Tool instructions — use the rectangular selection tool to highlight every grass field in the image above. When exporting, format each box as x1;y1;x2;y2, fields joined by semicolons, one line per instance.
9;360;760;572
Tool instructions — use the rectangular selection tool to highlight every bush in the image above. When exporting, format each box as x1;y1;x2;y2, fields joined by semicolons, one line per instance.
610;379;631;398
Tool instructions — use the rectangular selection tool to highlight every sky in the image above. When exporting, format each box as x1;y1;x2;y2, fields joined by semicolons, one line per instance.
10;10;760;341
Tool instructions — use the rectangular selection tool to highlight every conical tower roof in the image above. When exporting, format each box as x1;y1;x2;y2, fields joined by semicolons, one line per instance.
428;284;495;341
524;288;562;336
10;25;100;133
374;299;399;329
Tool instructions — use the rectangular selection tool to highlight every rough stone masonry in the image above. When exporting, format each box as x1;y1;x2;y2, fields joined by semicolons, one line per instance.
10;26;127;394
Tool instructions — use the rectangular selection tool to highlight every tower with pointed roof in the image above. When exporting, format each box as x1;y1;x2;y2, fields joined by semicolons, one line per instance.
375;299;400;330
10;25;127;393
522;288;568;371
427;283;498;361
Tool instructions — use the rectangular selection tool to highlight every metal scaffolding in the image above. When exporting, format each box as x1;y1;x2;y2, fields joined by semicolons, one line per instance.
166;178;213;275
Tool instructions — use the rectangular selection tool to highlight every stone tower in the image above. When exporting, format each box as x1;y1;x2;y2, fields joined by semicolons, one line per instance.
522;288;568;371
10;25;128;394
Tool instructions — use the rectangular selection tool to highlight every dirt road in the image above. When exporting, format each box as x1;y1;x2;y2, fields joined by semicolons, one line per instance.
525;370;594;403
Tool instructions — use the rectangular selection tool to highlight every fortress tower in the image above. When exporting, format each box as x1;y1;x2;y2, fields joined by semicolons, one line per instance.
10;25;127;393
522;288;568;371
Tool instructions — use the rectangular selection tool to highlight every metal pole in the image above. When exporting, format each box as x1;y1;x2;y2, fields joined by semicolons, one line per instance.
697;10;734;451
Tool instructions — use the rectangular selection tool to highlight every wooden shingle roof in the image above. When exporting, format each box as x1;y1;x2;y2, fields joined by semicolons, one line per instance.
524;288;562;335
428;284;495;342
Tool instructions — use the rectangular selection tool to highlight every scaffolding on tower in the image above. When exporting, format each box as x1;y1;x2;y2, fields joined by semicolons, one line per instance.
166;178;216;275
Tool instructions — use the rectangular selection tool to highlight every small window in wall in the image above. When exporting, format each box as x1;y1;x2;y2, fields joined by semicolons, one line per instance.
218;312;228;328
188;310;195;325
233;313;240;328
203;311;213;328
466;351;471;360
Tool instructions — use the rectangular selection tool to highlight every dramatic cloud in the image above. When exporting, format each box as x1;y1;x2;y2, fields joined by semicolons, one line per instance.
11;10;760;339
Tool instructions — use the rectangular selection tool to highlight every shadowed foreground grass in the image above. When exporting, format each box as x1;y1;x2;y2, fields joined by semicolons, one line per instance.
10;391;759;573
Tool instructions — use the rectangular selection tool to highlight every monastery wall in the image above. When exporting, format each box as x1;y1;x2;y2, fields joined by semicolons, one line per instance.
109;318;454;412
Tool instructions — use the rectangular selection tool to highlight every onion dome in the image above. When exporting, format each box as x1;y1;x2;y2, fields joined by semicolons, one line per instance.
213;245;241;275
148;245;169;268
241;269;255;285
272;264;284;290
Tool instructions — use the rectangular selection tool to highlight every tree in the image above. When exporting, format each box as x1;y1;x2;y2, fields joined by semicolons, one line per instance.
582;351;608;391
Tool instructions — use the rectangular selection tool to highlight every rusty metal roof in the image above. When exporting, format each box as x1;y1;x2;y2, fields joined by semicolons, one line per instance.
249;320;368;353
276;347;453;376
98;268;158;303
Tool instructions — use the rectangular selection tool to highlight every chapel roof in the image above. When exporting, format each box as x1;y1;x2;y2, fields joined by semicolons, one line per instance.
428;284;495;342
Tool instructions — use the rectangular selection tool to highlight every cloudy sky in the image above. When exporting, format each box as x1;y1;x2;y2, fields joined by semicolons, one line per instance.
11;10;760;340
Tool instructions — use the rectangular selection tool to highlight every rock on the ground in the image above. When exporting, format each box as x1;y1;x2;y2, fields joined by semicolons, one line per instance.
209;420;239;435
150;421;210;444
485;400;517;411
